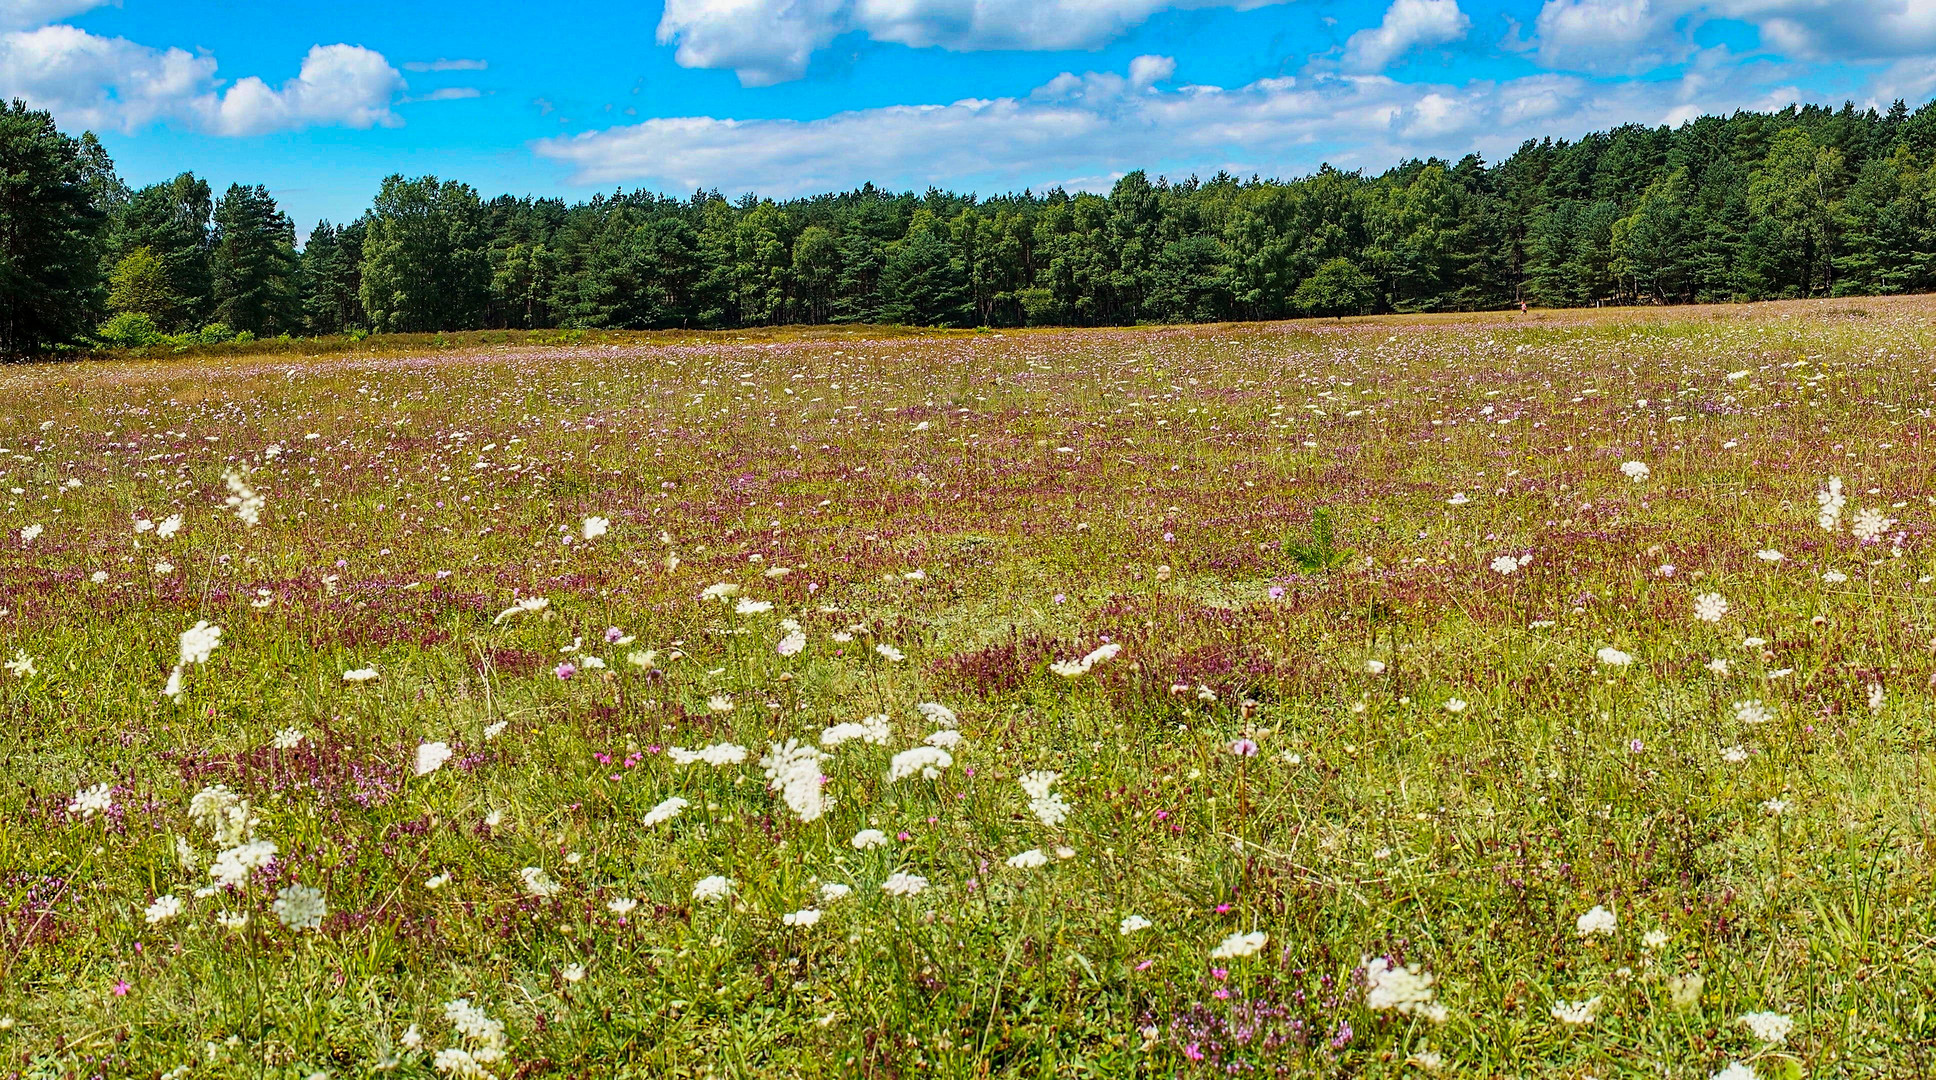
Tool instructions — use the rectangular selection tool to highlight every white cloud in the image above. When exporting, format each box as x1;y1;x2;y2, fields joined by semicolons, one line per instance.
656;0;1288;86
403;57;488;72
1341;0;1471;72
1532;0;1693;73
0;8;405;135
1530;0;1936;73
0;24;218;131
1717;0;1936;60
207;44;404;136
0;0;107;31
536;56;1786;196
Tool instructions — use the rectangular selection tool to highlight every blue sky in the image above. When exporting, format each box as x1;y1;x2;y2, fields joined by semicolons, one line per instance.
4;0;1934;233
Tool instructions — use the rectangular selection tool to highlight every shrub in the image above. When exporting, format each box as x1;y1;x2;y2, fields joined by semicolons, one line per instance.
96;312;160;348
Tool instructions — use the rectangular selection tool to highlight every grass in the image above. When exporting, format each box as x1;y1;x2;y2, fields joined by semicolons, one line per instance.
2;294;1935;1078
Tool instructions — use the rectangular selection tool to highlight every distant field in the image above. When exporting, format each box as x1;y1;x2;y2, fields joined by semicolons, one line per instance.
3;294;1934;1078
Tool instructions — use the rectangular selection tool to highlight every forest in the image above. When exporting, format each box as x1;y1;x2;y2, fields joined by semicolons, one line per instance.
4;93;1936;356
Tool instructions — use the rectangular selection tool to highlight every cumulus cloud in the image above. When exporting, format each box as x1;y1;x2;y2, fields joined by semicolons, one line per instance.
0;0;108;31
1720;0;1936;60
656;0;1288;85
208;45;404;135
536;56;1784;195
1341;0;1471;72
1531;0;1936;73
1532;0;1693;73
0;8;405;134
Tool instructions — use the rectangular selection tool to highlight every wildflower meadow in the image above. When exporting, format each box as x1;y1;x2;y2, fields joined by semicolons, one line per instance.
4;296;1935;1078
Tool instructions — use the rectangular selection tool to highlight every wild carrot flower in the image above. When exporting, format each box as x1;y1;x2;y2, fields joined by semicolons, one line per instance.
416;742;453;776
692;876;732;902
1549;997;1602;1025
881;872;928;897
888;746;952;782
519;867;562;898
1851;507;1895;543
1738;1011;1793;1044
581;516;609;540
1050;641;1121;676
144;895;182;925
642;796;688;826
1817;477;1846;531
850;829;888;850
1619;461;1650;481
68;783;113;819
1119;915;1152;935
223;467;264;526
1005;849;1049;869
273;884;327;931
1693;593;1729;622
4;650;34;678
1362;956;1448;1022
1575;905;1617;937
761;740;830;823
1210;931;1267;959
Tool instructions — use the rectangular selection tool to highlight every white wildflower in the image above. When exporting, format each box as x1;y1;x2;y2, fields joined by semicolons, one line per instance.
222;467;264;526
667;742;747;766
1816;476;1845;531
1005;848;1049;869
887;746;952;782
1851;507;1895;543
490;595;549;624
1738;1011;1793;1044
761;739;830;823
880;872;928;897
642;796;689;827
1210;930;1268;959
1693;593;1729;623
916;701;959;728
144;895;183;925
272;884;327;931
1575;905;1617;938
1362;955;1447;1022
1020;770;1072;827
208;839;278;889
692;875;732;903
519;867;561;898
67;782;113;819
415;742;453;777
1550;997;1602;1025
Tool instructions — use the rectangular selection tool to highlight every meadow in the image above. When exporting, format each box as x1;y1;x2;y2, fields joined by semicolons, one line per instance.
3;296;1934;1079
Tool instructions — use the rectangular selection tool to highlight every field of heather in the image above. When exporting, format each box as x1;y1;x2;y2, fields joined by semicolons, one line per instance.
4;296;1936;1079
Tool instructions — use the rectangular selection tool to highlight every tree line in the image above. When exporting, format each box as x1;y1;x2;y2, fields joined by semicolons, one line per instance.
5;94;1936;356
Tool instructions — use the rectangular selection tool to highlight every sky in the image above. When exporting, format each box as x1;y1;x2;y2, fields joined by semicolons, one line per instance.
4;0;1936;233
